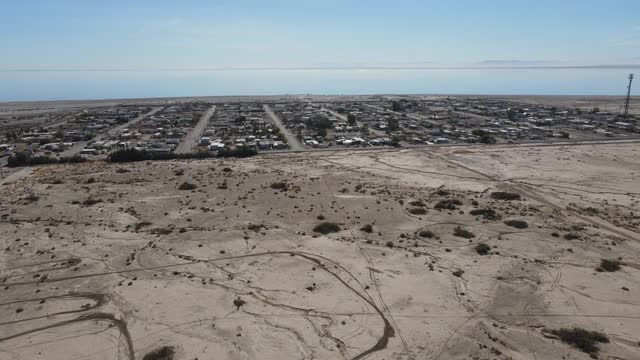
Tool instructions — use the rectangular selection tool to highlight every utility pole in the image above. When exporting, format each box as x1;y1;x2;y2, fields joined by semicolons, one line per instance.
623;74;634;121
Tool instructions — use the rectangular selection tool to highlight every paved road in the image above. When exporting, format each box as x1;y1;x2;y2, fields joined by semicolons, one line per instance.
175;105;217;154
264;104;303;150
59;106;164;157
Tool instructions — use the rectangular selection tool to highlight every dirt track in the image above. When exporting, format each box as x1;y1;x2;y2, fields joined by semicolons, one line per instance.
1;142;640;360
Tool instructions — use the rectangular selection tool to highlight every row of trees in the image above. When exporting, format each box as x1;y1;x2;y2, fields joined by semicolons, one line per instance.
107;147;257;163
7;152;87;167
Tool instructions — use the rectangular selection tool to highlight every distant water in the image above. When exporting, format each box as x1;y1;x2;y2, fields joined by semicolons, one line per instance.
0;68;637;102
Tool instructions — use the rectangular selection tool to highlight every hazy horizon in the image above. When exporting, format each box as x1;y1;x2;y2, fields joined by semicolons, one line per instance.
1;0;638;101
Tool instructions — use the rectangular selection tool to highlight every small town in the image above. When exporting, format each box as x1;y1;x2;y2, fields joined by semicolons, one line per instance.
2;96;638;169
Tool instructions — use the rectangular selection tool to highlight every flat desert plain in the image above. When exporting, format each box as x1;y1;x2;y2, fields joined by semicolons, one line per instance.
2;142;640;360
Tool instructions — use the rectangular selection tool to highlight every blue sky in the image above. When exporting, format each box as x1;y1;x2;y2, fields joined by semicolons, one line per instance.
1;0;640;70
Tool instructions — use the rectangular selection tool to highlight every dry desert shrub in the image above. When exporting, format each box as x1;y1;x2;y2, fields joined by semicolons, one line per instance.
313;222;341;234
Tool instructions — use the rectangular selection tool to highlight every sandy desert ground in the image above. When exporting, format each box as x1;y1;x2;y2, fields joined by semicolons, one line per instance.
1;142;640;360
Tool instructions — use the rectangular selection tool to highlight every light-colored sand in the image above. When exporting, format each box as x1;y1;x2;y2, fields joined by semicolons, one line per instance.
1;143;640;360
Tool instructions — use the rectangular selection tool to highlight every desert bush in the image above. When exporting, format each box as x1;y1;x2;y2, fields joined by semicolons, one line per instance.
313;222;341;234
582;206;600;215
134;221;152;231
490;192;521;201
408;207;427;215
550;328;609;355
453;226;475;239
178;182;197;190
409;200;426;207
82;198;102;206
247;224;265;232
469;208;499;220
597;258;621;272
143;346;175;360
474;243;491;255
452;269;464;277
360;224;373;233
418;230;435;238
504;219;528;229
270;181;288;190
435;199;462;210
385;241;394;248
564;232;580;240
24;193;40;203
150;227;173;235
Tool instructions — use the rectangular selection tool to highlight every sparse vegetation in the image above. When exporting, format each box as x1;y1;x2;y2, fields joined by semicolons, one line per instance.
82;198;102;206
418;230;435;238
435;199;462;210
474;243;491;255
360;224;373;233
550;328;609;355
408;207;427;215
409;200;426;207
233;297;246;310
453;226;475;239
504;219;528;229
596;258;621;272
24;193;40;203
469;208;499;220
313;222;341;234
142;346;175;360
564;232;580;240
452;269;464;277
490;191;521;201
134;221;152;231
270;181;288;190
178;182;197;190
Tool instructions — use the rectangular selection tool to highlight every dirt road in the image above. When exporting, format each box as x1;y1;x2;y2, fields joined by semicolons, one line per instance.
264;104;303;150
175;105;216;154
